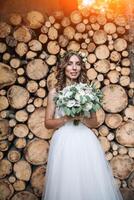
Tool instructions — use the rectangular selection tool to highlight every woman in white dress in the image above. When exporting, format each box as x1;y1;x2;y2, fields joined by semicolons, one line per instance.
42;51;123;200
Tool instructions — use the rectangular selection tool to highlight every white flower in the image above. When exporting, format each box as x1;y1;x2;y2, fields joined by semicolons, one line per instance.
85;102;93;110
67;100;76;107
75;93;81;101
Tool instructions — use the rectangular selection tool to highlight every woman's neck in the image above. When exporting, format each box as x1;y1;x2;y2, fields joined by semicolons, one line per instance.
66;78;77;86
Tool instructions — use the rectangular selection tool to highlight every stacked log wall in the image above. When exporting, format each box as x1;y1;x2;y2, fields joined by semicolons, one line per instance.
0;9;134;200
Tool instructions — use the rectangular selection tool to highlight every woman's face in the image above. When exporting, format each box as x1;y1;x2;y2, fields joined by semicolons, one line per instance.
65;55;81;81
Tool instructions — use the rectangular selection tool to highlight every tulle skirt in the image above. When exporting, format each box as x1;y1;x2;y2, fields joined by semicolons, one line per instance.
42;122;123;200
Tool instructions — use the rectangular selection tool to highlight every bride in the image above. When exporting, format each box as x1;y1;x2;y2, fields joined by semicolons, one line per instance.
42;51;123;200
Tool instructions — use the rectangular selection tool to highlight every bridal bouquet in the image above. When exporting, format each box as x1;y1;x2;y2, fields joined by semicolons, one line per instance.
54;82;103;125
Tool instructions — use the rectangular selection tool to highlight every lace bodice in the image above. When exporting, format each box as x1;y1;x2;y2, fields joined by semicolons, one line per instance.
54;107;65;119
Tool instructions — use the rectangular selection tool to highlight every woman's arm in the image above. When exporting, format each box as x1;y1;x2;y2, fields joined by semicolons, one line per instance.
45;88;71;129
80;112;99;129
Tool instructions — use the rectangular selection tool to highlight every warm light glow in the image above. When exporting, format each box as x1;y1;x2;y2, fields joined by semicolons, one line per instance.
78;0;110;12
81;0;96;7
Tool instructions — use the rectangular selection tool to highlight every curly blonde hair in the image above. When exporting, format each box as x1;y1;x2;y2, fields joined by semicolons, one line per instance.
55;51;88;91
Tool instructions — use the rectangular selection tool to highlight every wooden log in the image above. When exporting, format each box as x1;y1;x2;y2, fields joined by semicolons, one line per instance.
58;35;69;47
95;108;105;127
7;85;30;109
30;166;45;197
121;58;131;67
11;191;38;200
28;107;54;139
47;72;57;90
91;23;100;31
93;30;107;45
114;38;127;52
26;59;49;80
116;120;134;147
124;105;134;120
87;68;97;80
101;84;128;113
0;159;12;178
17;76;26;85
7;149;21;163
48;26;58;40
117;26;126;35
0;22;12;38
45;55;57;66
6;36;17;47
0;179;14;199
24;138;49;165
98;125;109;136
9;119;17;127
13;160;32;181
13;180;26;191
13;124;29;138
0;140;9;151
13;26;32;43
33;98;43;108
107;70;120;83
39;34;48;44
106;152;113;161
0;42;7;53
97;14;107;25
110;155;133;179
110;51;121;62
0;119;10;141
9;13;22;26
99;136;110;152
76;23;86;33
2;52;11;61
121;67;131;76
41;25;48;34
122;50;129;57
105;113;123;129
95;45;110;59
0;96;9;111
26;104;35;113
114;16;127;27
47;41;60;55
36;88;46;98
63;26;75;40
53;22;61;30
26;51;37;59
17;68;25;76
26;80;38;93
0;62;17;89
70;10;82;24
52;10;64;20
61;17;71;27
119;76;130;87
10;58;21;69
15;109;28;122
118;146;128;155
28;40;42;51
94;59;110;73
104;22;116;34
87;54;97;64
25;11;45;29
87;42;96;53
0;151;4;160
128;148;134;158
15;138;27;149
67;41;80;51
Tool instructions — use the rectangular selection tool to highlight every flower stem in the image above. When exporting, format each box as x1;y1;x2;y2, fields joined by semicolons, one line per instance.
73;120;79;125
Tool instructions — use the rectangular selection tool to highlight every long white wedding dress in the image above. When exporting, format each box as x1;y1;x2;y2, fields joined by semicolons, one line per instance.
42;107;123;200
